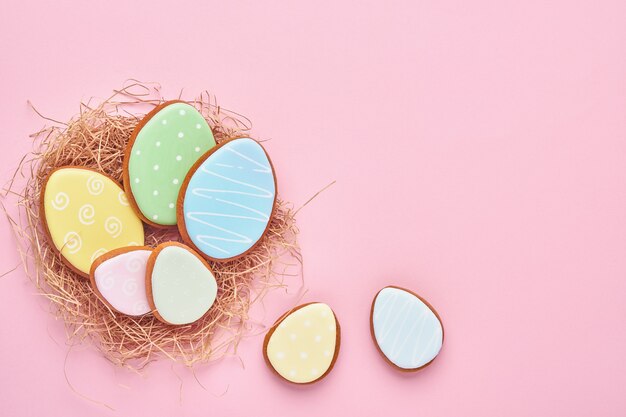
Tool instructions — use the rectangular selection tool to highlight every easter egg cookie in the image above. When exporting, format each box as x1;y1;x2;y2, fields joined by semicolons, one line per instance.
89;246;152;316
178;138;277;262
263;303;340;384
370;286;444;371
123;101;216;227
146;242;218;325
41;167;145;277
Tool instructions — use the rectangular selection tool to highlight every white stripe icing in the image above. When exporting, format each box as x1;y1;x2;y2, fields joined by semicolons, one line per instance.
372;287;443;369
183;138;275;259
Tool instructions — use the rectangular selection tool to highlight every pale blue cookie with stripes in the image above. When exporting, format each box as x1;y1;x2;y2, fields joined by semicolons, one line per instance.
178;138;277;261
370;286;444;371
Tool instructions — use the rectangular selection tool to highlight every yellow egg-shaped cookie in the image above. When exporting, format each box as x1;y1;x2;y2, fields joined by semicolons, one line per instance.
42;167;145;276
264;303;340;384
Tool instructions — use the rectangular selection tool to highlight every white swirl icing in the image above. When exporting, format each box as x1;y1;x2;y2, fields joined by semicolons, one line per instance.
118;191;130;206
104;216;122;238
122;279;138;296
63;232;82;254
98;271;115;290
133;301;150;315
125;253;144;272
78;204;96;225
51;192;70;211
86;175;104;195
90;248;107;263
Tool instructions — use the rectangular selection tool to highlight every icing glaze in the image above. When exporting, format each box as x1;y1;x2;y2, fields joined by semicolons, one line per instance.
91;248;152;316
265;303;339;384
42;168;145;276
148;243;217;325
371;287;443;370
127;102;216;226
180;138;276;260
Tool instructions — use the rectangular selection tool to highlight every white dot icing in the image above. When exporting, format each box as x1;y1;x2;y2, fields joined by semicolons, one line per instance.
127;102;216;226
265;303;338;384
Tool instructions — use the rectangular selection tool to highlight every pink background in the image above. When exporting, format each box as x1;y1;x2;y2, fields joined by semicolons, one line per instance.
1;1;625;416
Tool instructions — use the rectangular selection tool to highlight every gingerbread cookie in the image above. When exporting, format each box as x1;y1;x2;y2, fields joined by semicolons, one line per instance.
370;286;444;371
124;101;216;227
178;138;277;261
89;246;152;316
41;167;145;277
145;242;218;325
263;303;340;384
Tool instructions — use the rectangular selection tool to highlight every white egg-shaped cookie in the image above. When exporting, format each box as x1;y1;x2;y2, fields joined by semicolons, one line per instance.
370;286;444;371
264;303;340;384
178;137;277;261
42;167;145;277
124;101;216;227
89;247;152;316
146;242;218;325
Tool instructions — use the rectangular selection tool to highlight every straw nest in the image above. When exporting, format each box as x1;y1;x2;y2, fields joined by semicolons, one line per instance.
3;82;301;370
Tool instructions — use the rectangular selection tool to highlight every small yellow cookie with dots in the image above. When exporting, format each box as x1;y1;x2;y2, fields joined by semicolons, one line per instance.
263;302;340;384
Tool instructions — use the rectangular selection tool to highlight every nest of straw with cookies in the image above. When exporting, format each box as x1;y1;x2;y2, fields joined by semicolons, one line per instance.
5;83;300;369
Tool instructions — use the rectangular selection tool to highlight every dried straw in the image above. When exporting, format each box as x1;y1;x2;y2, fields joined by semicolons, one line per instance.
3;82;301;370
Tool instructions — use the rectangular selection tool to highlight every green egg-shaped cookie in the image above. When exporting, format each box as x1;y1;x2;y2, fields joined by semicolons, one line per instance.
124;101;216;226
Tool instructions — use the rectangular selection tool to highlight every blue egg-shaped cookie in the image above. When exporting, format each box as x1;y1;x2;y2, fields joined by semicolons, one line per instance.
178;138;277;261
371;286;444;371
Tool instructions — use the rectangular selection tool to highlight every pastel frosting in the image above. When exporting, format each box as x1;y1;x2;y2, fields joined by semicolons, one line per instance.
372;287;443;370
181;138;276;260
92;249;151;316
149;244;217;325
127;102;216;225
265;303;338;384
43;168;145;275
